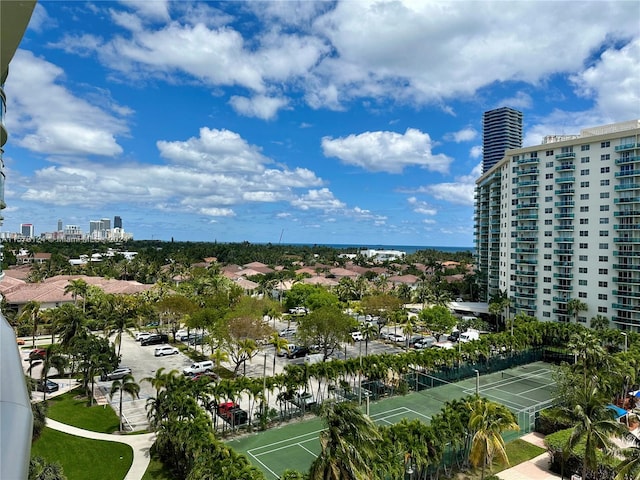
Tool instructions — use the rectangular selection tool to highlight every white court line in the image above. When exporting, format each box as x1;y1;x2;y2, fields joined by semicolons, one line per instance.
247;450;280;480
298;442;318;458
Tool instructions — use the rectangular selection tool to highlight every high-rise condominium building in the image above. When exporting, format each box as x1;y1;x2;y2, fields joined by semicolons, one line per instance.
20;223;33;238
114;215;122;229
482;107;523;173
475;120;640;332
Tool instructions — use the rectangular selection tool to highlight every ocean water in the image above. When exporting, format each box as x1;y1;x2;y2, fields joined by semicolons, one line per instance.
285;243;473;255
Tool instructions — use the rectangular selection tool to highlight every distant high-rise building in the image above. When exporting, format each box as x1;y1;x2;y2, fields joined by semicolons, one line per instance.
89;220;101;237
482;107;523;173
100;218;111;231
57;219;62;232
114;216;122;229
20;223;33;238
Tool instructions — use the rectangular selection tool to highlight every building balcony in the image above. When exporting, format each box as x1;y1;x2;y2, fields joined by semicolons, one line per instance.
517;214;538;220
614;224;640;230
516;203;539;209
516;226;539;231
515;281;537;288
615;197;640;204
554;249;574;255
553;284;574;291
554;237;574;243
553;272;574;279
612;303;640;312
613;290;640;298
516;259;538;265
555;177;575;184
517;237;537;243
614;211;640;217
613;277;640;284
517;192;539;198
514;291;537;299
517;157;539;165
615;156;640;165
612;316;640;327
555;201;575;207
613;263;640;270
515;270;537;276
555;164;575;171
553;308;569;314
615;170;640;177
515;248;538;254
614;250;640;257
615;143;639;152
555;189;575;195
554;225;574;231
519;168;539;175
615;184;640;191
553;296;569;303
517;180;539;187
615;237;640;243
554;261;574;267
555;213;575;219
555;152;576;159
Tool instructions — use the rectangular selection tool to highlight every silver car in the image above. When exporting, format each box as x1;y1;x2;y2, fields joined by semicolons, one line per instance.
103;367;132;381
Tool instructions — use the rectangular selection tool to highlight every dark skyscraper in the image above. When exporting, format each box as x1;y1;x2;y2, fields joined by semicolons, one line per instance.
114;216;122;229
482;107;523;173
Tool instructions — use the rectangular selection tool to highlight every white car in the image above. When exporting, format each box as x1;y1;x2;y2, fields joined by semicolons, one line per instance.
279;327;297;337
136;332;152;342
391;333;406;343
154;345;179;357
175;330;189;341
351;331;363;341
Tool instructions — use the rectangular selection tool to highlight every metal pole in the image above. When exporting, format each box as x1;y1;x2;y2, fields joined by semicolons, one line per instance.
263;353;268;418
622;332;628;353
358;339;363;405
473;369;479;396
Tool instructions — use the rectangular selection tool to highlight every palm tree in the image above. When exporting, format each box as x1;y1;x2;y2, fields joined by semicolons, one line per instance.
361;322;378;356
616;436;640;480
29;456;67;480
567;297;588;325
268;332;289;375
64;278;89;312
40;345;68;402
54;304;88;351
110;374;140;432
19;300;41;348
308;401;381;480
467;397;519;480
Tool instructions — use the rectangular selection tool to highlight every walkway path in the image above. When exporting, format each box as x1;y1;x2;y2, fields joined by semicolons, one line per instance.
46;418;155;480
498;432;561;480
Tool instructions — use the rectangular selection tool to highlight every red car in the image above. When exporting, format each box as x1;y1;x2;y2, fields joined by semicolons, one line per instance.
29;348;46;360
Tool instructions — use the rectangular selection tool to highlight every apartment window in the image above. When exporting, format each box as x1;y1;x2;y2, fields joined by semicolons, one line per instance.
599;230;609;236
579;279;588;286
600;192;609;199
578;292;587;298
599;218;609;224
531;151;538;158
599;243;609;249
544;265;551;271
598;294;607;300
601;154;610;161
543;300;551;306
601;141;610;148
598;306;608;313
600;179;609;186
544;277;551;283
581;145;590;151
580;181;589;187
580;219;589;225
600;205;609;211
545;196;552;202
545;208;552;213
598;268;608;274
579;255;588;261
545;219;552;225
546;162;554;168
543;311;551;318
581;157;590;163
544;253;551;259
543;288;551;294
599;256;608;262
580;194;589;200
544;243;552;248
580;230;589;236
580;169;590;175
545;231;552;237
580;243;588;248
580;206;589;212
579;267;588;273
545;173;554;179
546;150;554;156
545;184;553;191
600;166;610;173
599;281;608;287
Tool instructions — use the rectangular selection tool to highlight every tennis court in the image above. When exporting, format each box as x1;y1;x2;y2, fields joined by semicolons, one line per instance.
229;361;555;479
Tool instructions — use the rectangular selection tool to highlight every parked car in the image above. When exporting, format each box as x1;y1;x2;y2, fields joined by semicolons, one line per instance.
191;371;219;383
183;360;214;376
278;344;296;357
447;330;460;342
16;338;25;345
36;379;59;393
217;401;248;426
154;345;179;357
414;336;437;349
188;333;205;345
136;332;152;342
292;392;316;410
102;367;132;381
175;330;190;341
29;348;46;360
351;331;363;341
279;327;297;337
287;346;309;359
390;333;406;343
141;333;169;346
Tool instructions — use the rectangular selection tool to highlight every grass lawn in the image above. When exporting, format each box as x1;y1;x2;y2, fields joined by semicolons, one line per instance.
47;389;120;433
459;439;546;479
31;428;133;480
141;456;173;480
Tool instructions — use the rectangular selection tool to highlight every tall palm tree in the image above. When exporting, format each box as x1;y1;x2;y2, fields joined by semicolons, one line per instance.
567;297;588;325
468;397;519;480
54;304;88;351
64;278;89;312
616;436;640;480
19;300;41;348
268;332;289;375
308;401;381;480
361;323;378;356
110;374;140;432
40;345;68;402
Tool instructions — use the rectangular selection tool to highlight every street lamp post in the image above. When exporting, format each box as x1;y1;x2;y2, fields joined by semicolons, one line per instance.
473;369;480;396
622;332;628;353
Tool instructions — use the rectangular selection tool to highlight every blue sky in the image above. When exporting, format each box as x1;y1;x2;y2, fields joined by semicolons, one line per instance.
3;1;639;247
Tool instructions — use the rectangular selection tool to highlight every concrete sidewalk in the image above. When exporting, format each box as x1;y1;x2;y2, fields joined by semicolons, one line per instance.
46;418;155;480
498;432;561;480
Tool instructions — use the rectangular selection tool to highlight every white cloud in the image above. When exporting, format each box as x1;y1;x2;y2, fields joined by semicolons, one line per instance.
497;91;533;111
118;0;170;22
470;145;482;159
421;163;482;206
28;3;54;33
5;50;128;157
407;197;437;216
447;127;478;143
290;188;345;211
229;95;289;120
321;128;452;174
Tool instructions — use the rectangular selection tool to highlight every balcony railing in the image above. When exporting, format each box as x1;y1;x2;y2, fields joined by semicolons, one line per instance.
615;143;639;152
555;152;576;159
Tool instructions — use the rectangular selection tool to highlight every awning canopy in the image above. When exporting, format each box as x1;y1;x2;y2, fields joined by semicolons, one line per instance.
607;404;628;419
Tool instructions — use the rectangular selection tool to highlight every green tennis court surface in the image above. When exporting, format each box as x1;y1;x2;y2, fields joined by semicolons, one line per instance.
229;361;555;479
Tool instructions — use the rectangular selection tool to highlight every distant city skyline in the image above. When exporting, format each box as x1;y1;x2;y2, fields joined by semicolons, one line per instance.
2;1;639;246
